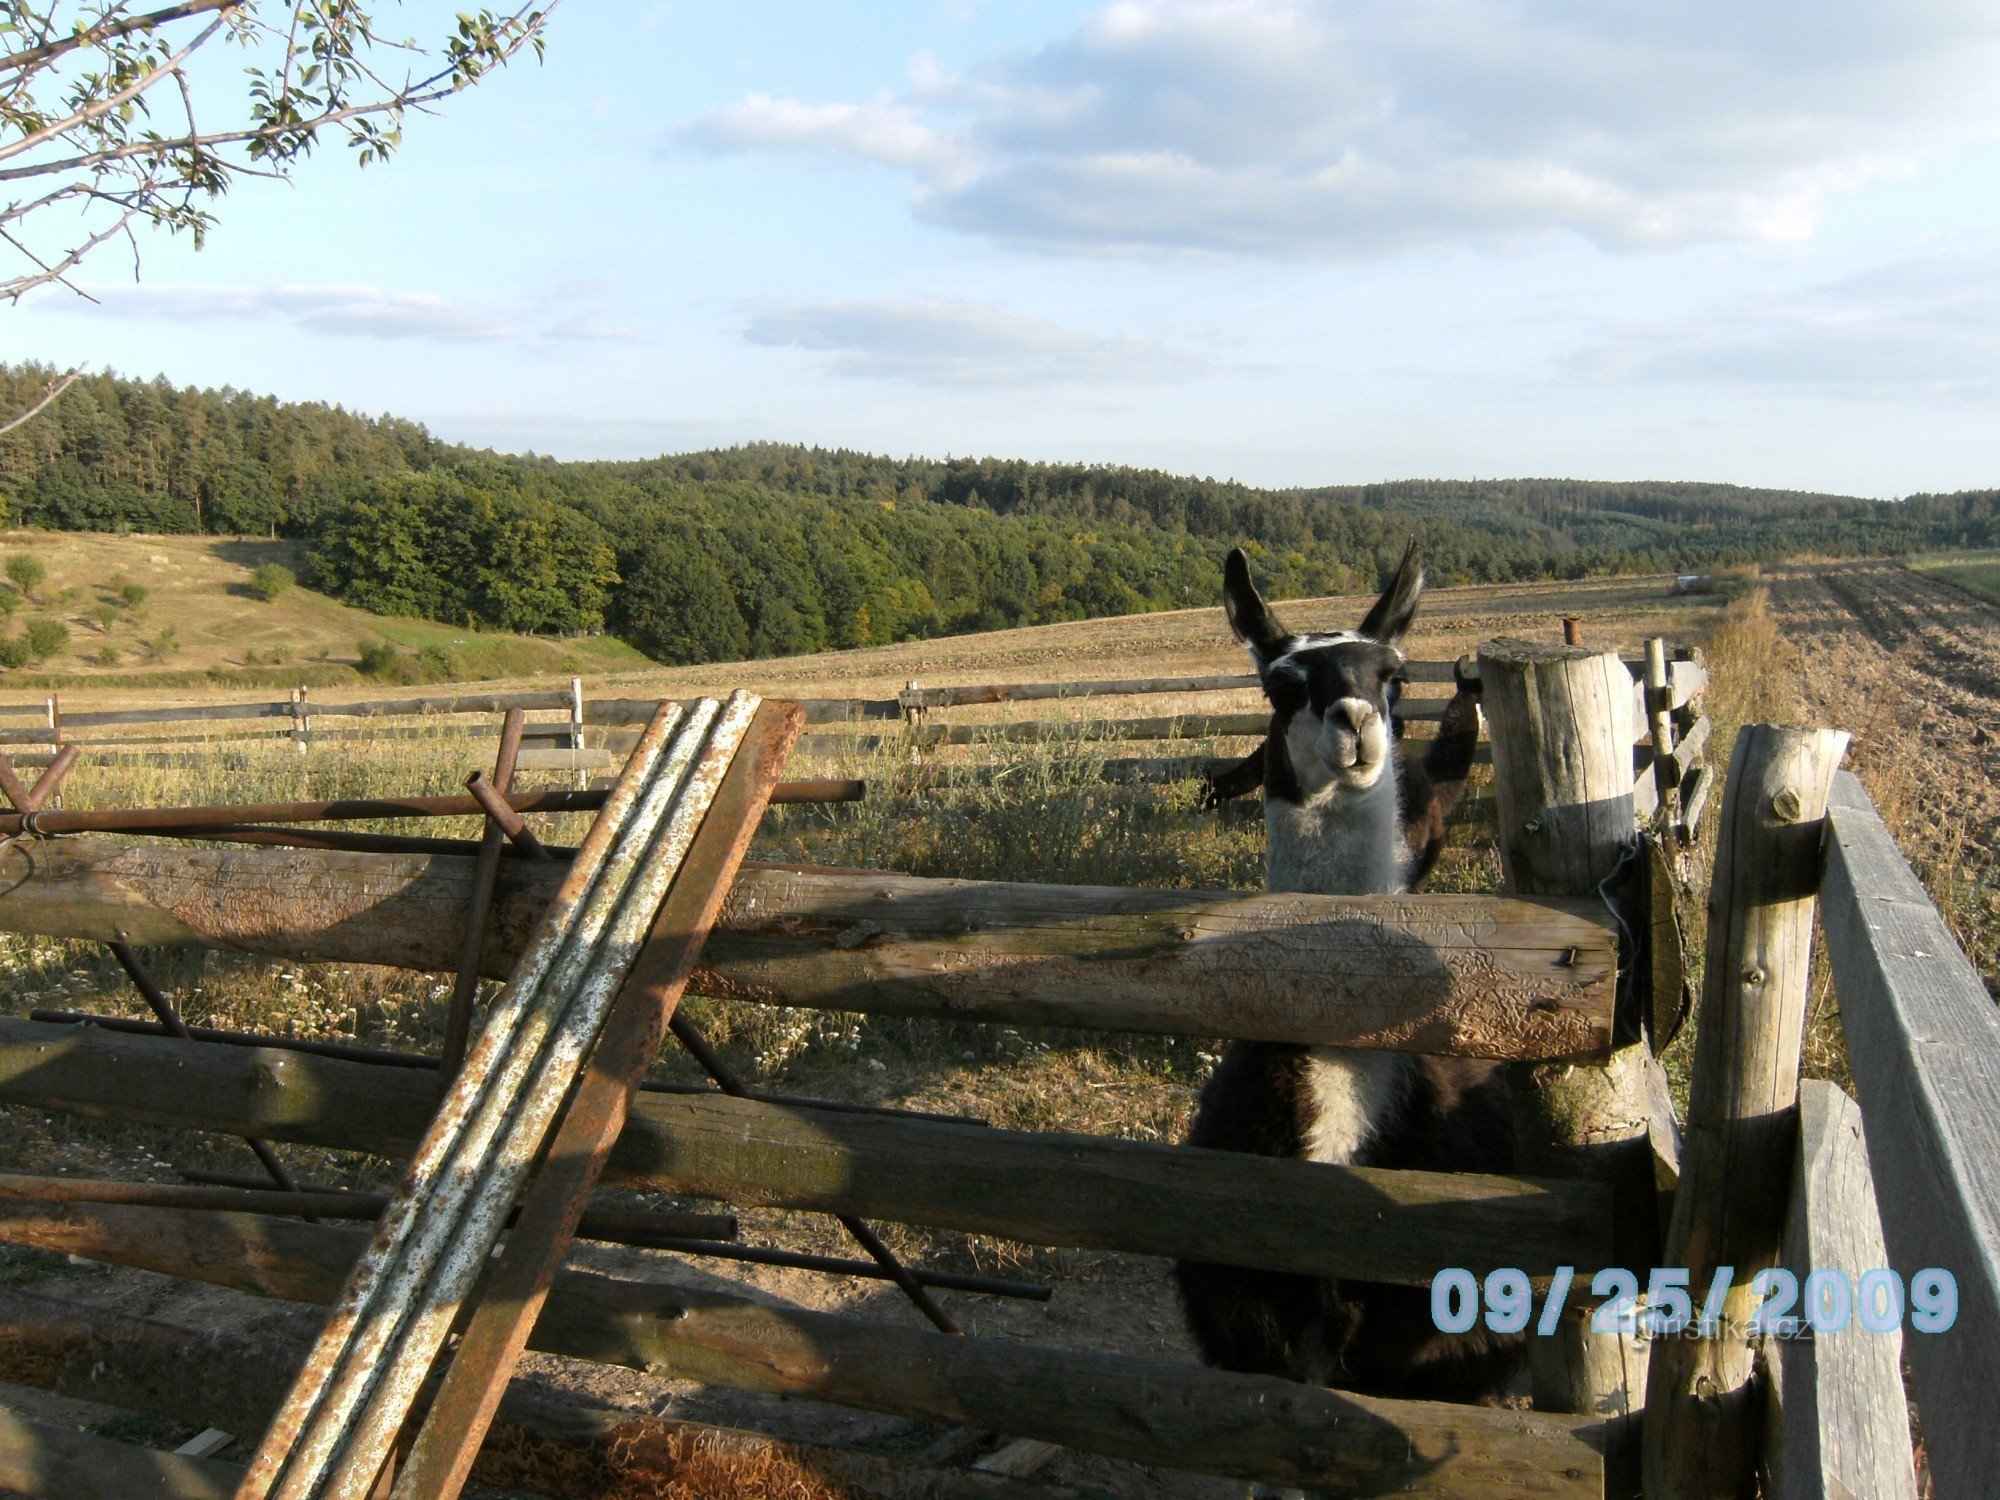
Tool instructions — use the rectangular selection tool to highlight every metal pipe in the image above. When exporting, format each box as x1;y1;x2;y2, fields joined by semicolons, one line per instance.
337;699;754;1499
667;1008;962;1336
27;1011;991;1127
244;701;691;1498
442;712;527;1078
152;1171;741;1244
0;778;863;839
466;769;552;858
104;940;309;1208
636;1236;1051;1301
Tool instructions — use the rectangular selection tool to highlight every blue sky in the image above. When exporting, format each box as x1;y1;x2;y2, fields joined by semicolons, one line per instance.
8;0;2000;496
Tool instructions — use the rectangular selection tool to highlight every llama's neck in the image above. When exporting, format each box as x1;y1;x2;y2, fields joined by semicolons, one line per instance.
1265;757;1412;1167
1265;765;1409;896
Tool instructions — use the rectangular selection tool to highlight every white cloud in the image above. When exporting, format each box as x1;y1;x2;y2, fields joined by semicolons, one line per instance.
75;282;520;341
65;282;646;345
1573;244;2000;398
678;92;963;175
540;316;640;343
742;297;1199;383
679;0;2000;257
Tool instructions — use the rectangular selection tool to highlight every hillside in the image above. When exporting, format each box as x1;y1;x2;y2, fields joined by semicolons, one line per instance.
0;530;648;690
5;363;1998;675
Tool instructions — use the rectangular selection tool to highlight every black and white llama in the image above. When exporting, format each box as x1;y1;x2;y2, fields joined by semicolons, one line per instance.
1174;546;1525;1407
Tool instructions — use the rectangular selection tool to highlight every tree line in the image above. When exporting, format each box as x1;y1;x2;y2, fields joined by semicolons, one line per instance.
4;363;1997;665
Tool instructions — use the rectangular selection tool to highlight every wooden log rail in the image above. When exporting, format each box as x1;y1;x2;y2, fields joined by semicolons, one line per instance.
0;1201;1604;1496
0;1288;1093;1500
0;1020;1613;1284
0;842;1617;1059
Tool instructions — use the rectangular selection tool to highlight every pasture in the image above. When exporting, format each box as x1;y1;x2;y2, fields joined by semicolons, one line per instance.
0;554;1993;1496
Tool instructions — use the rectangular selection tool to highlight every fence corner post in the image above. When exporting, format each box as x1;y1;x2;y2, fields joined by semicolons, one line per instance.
1641;723;1847;1500
1478;635;1655;1494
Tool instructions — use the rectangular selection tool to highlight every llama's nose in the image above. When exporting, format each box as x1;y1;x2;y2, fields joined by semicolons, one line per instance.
1332;698;1378;734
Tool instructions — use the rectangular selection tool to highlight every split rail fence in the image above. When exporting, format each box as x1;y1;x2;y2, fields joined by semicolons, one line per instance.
0;644;1711;791
0;635;1988;1497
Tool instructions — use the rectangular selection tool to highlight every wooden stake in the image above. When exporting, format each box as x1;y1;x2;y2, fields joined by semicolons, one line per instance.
1642;724;1847;1500
1477;636;1658;1494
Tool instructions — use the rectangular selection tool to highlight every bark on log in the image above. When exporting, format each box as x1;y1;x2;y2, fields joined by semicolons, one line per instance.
1642;725;1847;1500
0;1409;239;1500
0;1286;1103;1500
0;1020;1611;1283
0;1202;1603;1496
1478;636;1660;1492
0;842;1615;1059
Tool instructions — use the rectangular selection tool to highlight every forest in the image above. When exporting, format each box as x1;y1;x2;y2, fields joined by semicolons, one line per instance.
4;362;1997;665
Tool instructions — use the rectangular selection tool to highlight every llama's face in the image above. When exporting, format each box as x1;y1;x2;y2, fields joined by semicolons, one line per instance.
1266;636;1407;793
1224;545;1423;798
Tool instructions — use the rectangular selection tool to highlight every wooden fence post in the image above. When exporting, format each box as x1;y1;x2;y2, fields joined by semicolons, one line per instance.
291;686;311;753
1477;637;1656;1490
1643;639;1679;821
1641;724;1846;1499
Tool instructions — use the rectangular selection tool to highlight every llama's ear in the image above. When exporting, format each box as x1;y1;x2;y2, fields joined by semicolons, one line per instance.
1223;547;1290;667
1359;541;1423;646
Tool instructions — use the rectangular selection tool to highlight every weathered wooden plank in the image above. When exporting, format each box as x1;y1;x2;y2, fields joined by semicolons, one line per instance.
0;1022;1613;1282
1821;770;2000;1498
0;1202;1603;1496
1762;1081;1917;1500
0;844;1617;1058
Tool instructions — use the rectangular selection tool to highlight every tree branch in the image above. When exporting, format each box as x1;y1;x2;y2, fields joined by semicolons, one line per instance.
0;0;234;77
0;369;85;437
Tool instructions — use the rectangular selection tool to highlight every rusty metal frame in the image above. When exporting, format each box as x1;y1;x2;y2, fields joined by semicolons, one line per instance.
666;1009;963;1336
392;696;804;1497
246;697;774;1499
439;711;527;1079
239;699;693;1498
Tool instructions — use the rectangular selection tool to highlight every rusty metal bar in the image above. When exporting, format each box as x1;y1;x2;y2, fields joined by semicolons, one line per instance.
440;713;527;1079
394;697;796;1500
639;1235;1051;1301
0;778;862;840
105;940;309;1204
0;1171;737;1245
242;699;691;1499
255;700;764;1499
27;1010;991;1127
666;1010;961;1336
0;754;31;810
465;769;552;858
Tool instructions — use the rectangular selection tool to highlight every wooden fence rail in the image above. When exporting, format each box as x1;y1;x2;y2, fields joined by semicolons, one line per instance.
0;843;1617;1059
0;1200;1604;1497
0;1020;1614;1285
1818;769;2000;1497
0;651;1704;746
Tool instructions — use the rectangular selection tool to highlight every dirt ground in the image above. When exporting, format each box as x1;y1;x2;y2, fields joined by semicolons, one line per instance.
1764;560;2000;855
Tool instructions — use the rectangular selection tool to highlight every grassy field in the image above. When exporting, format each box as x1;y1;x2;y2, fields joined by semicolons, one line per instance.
0;530;648;690
1911;548;2000;608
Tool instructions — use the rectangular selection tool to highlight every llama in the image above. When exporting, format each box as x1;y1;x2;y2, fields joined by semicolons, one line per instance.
1173;546;1525;1412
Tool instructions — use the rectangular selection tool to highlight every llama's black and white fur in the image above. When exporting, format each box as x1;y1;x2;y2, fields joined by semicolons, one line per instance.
1173;546;1525;1409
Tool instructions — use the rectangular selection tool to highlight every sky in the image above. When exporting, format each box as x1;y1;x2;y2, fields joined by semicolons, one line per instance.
7;0;2000;496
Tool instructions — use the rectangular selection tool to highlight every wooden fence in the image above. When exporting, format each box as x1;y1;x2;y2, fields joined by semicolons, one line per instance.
0;634;1983;1496
0;648;1711;787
